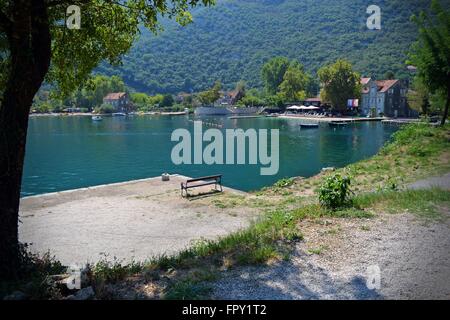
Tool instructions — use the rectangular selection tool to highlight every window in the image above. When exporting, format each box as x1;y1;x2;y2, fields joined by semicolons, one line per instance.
388;89;394;94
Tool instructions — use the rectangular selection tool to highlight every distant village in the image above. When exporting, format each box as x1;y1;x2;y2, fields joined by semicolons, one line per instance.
31;61;421;120
59;75;417;119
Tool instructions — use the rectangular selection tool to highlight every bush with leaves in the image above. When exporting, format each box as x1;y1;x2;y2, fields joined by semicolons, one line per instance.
317;173;353;210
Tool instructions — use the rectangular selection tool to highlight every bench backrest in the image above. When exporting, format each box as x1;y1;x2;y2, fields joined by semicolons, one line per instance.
186;175;222;183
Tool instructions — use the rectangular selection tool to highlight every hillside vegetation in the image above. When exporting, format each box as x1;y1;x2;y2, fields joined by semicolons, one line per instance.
98;0;431;94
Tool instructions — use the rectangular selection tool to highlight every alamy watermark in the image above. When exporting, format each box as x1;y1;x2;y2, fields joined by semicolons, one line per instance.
171;121;279;175
66;5;81;29
367;5;381;30
66;264;82;290
366;265;381;290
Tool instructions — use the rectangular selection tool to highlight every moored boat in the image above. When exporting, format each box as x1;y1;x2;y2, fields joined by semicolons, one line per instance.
329;121;348;127
300;123;319;128
91;115;102;121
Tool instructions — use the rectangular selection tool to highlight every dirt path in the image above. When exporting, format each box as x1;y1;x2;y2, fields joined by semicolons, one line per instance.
212;202;450;300
408;173;450;190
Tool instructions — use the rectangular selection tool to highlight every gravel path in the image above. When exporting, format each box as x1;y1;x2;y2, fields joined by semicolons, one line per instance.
408;173;450;190
212;205;450;300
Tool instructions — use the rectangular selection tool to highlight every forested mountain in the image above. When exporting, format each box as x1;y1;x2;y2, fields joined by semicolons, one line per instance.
97;0;432;94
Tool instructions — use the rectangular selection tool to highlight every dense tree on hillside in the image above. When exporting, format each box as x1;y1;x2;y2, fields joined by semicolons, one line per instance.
160;94;175;108
0;0;214;280
235;80;246;94
407;77;431;115
97;0;431;94
384;71;396;80
197;80;222;106
408;0;450;125
318;59;361;111
261;57;290;95
278;62;310;102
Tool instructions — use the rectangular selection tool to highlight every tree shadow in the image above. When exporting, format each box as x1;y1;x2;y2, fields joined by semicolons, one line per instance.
211;255;384;300
184;189;223;201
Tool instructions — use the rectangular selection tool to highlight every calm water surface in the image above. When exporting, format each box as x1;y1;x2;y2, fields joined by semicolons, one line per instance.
22;115;399;196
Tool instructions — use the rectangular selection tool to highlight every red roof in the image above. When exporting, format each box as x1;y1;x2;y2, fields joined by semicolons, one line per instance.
228;90;238;99
376;80;398;93
360;77;371;85
104;92;127;100
360;78;399;94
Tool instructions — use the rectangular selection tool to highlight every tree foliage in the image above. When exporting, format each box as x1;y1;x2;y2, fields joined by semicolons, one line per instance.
278;61;310;102
408;0;450;125
197;80;222;105
318;59;361;111
96;0;431;94
261;57;290;95
0;0;215;280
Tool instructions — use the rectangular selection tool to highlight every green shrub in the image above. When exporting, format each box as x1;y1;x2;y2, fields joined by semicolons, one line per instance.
273;177;294;188
94;103;115;114
92;256;143;283
317;173;352;210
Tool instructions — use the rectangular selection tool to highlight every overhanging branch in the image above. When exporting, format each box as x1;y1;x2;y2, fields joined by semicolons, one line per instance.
46;0;91;8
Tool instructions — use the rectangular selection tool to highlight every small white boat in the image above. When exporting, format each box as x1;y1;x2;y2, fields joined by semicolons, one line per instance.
91;115;102;121
112;112;127;117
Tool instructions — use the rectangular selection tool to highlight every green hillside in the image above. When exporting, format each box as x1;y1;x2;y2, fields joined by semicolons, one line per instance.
97;0;431;94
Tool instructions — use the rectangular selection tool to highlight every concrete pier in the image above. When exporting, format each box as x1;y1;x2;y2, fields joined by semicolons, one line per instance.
19;175;255;265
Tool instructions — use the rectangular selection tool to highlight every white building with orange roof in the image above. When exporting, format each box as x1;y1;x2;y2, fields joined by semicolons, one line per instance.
360;77;415;118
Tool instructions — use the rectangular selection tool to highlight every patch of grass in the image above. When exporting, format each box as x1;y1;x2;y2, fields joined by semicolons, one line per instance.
353;188;450;220
307;245;328;255
92;256;143;283
0;245;66;300
273;177;295;189
211;194;249;209
325;123;450;194
325;227;341;235
164;279;212;300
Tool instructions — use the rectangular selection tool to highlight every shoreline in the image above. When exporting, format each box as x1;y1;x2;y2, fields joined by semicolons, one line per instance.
29;111;189;117
278;115;387;122
20;173;248;200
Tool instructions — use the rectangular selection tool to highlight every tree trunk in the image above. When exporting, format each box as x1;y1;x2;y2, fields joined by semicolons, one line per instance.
0;0;51;280
441;86;450;126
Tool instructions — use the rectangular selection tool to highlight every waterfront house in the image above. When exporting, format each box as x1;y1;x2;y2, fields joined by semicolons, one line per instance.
360;77;417;118
216;90;245;106
103;92;130;112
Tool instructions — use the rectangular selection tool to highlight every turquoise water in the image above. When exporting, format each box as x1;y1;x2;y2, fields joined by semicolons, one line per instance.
22;115;398;196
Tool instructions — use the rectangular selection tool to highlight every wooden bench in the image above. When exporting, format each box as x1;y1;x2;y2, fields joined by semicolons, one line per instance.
181;175;223;197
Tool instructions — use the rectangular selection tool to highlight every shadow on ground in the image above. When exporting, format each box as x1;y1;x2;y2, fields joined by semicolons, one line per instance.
212;253;383;300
